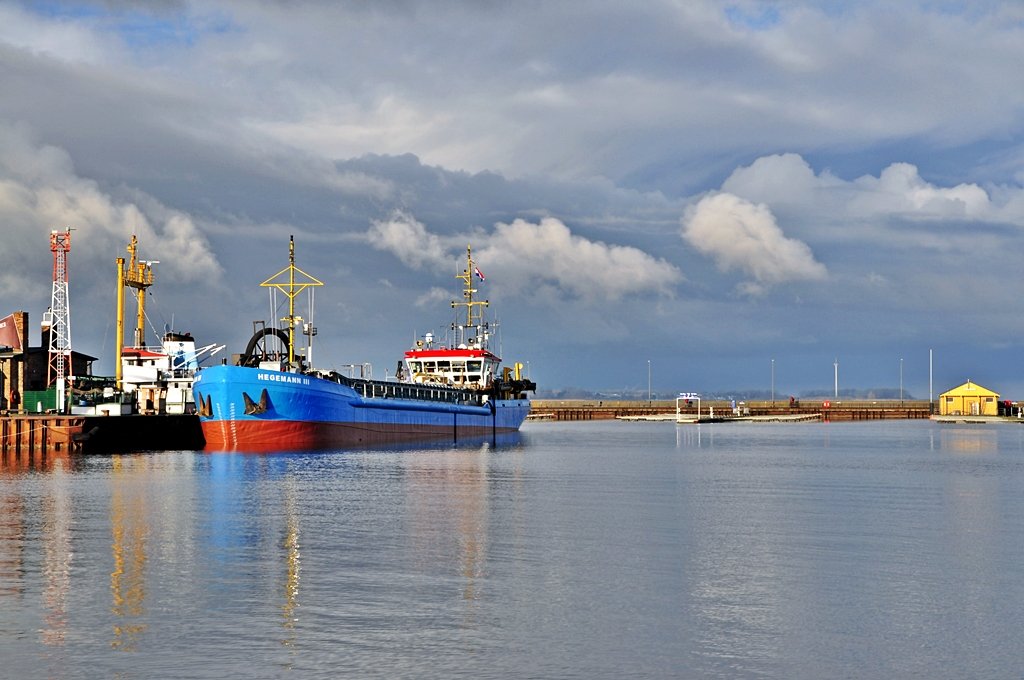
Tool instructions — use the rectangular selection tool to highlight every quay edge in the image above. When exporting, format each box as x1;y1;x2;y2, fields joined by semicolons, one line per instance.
1;413;203;456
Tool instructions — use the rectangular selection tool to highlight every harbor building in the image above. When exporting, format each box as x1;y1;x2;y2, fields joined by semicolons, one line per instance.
0;310;96;412
938;380;999;416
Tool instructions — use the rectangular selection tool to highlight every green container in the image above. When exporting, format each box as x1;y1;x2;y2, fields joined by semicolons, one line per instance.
23;387;57;412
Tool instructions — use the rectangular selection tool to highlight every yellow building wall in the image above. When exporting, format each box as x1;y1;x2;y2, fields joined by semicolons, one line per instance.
939;381;1000;416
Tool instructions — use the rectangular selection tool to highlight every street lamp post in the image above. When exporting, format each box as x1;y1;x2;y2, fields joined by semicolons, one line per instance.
929;348;933;413
900;357;904;404
771;358;775;406
834;358;839;399
647;359;651;404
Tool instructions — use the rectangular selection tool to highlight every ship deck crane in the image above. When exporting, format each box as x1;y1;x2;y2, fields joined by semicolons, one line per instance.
115;235;155;386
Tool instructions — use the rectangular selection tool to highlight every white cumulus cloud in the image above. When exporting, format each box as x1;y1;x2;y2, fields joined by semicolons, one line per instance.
366;213;681;302
476;217;682;301
682;192;827;294
721;153;999;224
365;210;449;271
721;153;840;205
0;123;221;298
852;162;991;218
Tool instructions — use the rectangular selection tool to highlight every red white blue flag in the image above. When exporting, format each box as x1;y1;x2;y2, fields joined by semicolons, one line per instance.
474;266;485;282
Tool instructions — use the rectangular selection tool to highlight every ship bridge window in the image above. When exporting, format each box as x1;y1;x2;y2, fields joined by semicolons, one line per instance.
437;361;451;371
468;361;481;372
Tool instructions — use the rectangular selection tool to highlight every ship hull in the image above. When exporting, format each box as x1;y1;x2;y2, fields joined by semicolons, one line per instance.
193;365;531;451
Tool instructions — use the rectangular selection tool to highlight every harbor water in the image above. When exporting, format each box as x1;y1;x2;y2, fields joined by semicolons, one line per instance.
2;419;1024;678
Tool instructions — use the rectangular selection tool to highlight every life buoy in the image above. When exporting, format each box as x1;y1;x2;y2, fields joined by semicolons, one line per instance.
823;400;831;408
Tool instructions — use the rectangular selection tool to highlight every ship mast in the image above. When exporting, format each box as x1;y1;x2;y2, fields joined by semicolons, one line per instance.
114;234;156;386
261;236;323;369
124;235;156;348
451;245;488;347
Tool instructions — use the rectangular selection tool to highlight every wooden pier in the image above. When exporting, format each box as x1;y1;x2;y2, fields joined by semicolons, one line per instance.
1;414;84;454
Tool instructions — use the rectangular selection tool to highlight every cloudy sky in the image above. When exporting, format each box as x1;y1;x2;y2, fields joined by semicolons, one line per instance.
2;0;1024;399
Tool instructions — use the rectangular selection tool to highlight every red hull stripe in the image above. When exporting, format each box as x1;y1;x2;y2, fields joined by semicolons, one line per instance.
201;419;517;452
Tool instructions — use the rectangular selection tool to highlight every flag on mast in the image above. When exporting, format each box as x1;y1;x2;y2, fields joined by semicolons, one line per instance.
474;266;485;282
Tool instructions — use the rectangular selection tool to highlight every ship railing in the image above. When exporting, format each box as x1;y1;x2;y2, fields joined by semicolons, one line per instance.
353;378;484;406
310;366;485;406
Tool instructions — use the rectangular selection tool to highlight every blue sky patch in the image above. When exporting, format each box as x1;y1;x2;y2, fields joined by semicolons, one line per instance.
724;4;782;30
22;1;235;50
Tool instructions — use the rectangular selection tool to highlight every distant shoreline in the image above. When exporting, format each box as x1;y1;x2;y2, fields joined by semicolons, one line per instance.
530;398;936;422
530;399;1024;424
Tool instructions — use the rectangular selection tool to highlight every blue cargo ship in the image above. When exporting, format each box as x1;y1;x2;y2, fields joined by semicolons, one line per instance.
193;239;534;451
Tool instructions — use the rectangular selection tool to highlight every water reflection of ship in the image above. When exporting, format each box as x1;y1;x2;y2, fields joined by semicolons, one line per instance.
458;451;488;605
41;463;73;649
281;477;301;651
110;456;149;651
206;454;303;652
404;446;496;616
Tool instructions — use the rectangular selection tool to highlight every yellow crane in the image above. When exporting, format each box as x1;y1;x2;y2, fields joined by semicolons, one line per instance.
114;235;155;385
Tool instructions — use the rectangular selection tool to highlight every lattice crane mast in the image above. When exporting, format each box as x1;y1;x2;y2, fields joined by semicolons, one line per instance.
47;228;73;413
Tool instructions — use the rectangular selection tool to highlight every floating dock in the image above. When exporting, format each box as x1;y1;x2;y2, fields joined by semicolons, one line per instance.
929;415;1024;425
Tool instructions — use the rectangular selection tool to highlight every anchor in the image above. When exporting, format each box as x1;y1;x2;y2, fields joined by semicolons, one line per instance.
243;389;270;415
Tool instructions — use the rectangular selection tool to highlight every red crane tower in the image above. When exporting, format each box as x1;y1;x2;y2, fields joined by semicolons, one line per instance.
47;228;73;413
